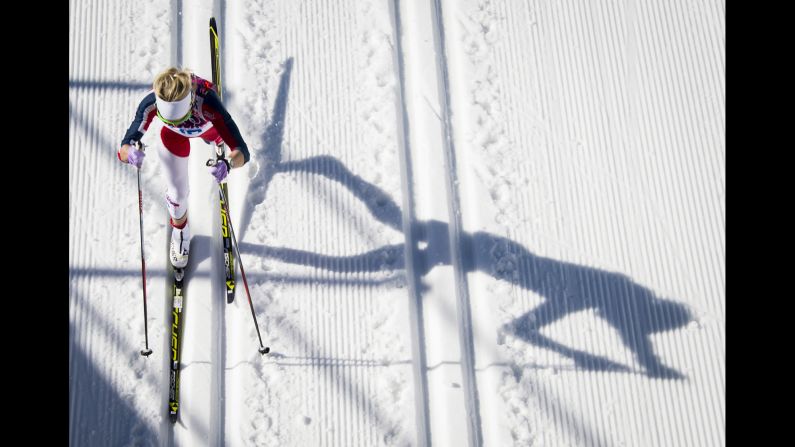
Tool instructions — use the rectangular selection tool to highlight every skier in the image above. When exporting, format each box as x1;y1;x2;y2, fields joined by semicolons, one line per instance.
118;67;251;268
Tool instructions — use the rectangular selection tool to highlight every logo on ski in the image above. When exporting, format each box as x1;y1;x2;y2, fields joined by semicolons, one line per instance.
171;308;180;361
220;201;229;238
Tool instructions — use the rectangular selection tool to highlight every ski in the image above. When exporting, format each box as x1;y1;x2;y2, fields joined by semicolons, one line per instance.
210;17;236;304
168;267;186;423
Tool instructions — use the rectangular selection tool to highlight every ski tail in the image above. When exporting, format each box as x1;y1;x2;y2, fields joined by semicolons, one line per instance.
168;265;186;423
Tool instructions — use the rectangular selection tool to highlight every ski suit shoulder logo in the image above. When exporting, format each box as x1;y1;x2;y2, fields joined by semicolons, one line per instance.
193;76;218;96
164;75;217;137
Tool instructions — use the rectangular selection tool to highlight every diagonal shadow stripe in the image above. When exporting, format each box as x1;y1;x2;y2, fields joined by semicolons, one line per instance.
68;101;165;203
70;285;161;392
238;57;294;242
69;340;161;446
69;79;152;91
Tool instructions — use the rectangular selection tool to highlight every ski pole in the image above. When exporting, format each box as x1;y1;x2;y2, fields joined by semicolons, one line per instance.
136;141;153;357
207;159;270;355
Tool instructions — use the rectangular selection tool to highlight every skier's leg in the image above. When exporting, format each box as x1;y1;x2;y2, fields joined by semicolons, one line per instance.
615;325;685;379
501;299;568;344
158;128;192;268
158;127;191;222
503;300;630;372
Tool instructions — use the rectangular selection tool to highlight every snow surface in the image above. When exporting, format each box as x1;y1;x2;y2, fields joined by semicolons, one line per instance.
69;0;725;445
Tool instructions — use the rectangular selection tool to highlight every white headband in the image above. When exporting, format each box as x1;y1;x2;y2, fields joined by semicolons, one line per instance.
156;93;192;121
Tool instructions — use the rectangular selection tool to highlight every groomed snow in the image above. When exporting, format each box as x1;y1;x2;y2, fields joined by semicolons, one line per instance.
69;0;725;445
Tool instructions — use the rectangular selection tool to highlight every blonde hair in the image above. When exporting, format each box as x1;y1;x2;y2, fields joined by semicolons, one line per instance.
153;67;193;101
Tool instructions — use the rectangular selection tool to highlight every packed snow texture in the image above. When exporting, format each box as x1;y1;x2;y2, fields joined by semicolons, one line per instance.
69;0;725;446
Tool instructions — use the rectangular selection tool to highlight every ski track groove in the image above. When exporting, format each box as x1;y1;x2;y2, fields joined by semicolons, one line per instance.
433;0;485;445
580;2;624;443
557;2;593;444
606;7;651;443
545;3;580;440
310;165;321;447
656;1;714;446
330;5;349;436
474;1;545;442
71;2;105;445
506;0;546;440
670;2;725;444
612;22;663;443
388;1;433;445
589;0;638;444
605;13;652;435
635;6;677;445
566;1;601;441
597;3;636;443
663;4;699;444
659;4;701;445
654;6;692;444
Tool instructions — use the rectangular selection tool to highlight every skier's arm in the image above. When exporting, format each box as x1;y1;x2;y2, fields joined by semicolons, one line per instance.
119;92;158;162
203;90;251;166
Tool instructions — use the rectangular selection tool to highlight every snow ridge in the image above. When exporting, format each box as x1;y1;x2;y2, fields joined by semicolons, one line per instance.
430;0;484;445
388;0;432;445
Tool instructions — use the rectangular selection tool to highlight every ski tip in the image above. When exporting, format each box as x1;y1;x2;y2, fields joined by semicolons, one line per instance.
169;412;178;424
210;17;217;28
140;349;153;357
259;347;270;355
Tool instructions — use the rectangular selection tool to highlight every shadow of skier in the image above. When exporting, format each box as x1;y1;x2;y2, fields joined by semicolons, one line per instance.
234;55;691;381
467;231;691;380
237;149;691;380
